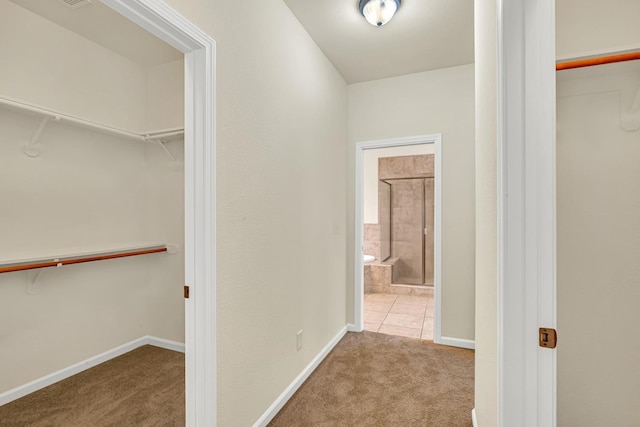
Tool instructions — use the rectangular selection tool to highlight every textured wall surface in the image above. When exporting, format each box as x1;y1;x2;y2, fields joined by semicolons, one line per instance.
161;1;348;425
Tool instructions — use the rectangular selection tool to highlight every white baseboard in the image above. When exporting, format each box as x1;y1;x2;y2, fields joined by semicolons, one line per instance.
435;336;475;350
252;326;349;427
0;335;184;406
146;335;185;353
346;323;362;332
472;408;478;427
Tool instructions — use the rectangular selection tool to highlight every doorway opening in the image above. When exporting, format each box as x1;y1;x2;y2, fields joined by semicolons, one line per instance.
0;0;216;425
354;134;442;342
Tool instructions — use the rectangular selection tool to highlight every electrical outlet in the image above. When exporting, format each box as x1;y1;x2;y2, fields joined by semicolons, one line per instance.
296;330;303;351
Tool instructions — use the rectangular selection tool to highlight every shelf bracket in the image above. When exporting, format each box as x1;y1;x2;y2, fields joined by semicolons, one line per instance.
154;139;181;171
156;139;177;163
23;115;60;157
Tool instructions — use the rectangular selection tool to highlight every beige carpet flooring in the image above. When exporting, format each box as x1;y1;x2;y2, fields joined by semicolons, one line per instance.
0;345;185;427
269;331;475;427
0;333;473;426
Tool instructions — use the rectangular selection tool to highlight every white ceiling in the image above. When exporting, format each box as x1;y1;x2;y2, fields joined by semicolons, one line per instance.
283;0;475;83
10;0;182;68
10;0;473;82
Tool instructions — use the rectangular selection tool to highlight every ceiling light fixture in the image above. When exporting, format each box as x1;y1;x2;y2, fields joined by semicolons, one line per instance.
358;0;401;27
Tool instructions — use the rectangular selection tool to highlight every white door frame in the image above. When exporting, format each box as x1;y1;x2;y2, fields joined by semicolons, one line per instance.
353;134;443;341
103;1;216;425
498;0;556;425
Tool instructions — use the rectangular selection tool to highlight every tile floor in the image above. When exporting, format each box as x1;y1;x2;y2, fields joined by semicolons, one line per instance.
364;292;434;340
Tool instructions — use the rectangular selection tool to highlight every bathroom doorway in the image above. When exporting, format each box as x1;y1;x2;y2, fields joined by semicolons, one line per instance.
354;135;443;342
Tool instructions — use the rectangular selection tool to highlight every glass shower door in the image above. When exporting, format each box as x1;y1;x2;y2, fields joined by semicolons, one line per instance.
389;179;424;285
378;180;391;261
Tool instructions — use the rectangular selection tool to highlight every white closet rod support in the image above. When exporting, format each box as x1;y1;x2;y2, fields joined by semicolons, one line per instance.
23;116;58;157
144;128;185;141
0;96;184;143
156;140;177;163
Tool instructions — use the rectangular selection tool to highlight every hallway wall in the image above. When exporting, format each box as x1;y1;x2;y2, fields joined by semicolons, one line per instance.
162;1;348;425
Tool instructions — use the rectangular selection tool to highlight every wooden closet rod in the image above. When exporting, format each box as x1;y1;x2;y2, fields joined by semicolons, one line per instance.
556;52;640;71
0;246;167;274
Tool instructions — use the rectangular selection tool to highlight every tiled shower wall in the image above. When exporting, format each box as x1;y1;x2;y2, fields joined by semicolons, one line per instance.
363;223;380;261
389;178;424;284
378;155;434;181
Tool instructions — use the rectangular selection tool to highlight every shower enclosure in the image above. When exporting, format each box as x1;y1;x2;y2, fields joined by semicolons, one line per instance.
378;177;434;286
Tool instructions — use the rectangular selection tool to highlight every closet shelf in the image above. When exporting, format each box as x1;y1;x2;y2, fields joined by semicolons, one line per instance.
0;96;184;143
0;243;169;274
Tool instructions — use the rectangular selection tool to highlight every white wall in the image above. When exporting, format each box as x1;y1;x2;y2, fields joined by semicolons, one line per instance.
348;64;475;341
0;3;184;395
161;1;348;425
0;1;148;133
556;63;640;427
473;0;498;424
363;145;434;224
146;59;184;131
556;0;640;59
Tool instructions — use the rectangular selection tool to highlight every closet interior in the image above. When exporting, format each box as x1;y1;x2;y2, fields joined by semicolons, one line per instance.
0;0;185;410
556;51;640;425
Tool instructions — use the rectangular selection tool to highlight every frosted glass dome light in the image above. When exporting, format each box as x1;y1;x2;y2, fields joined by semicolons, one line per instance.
359;0;401;27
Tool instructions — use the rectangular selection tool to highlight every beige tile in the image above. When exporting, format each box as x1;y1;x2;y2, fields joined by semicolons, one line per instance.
389;285;412;295
370;285;387;294
378;324;421;339
364;310;388;324
364;322;381;332
395;295;429;307
363;223;380;241
389;302;426;317
363;239;380;260
425;299;434;318
384;312;423;329
421;317;434;340
365;300;394;313
367;293;397;303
